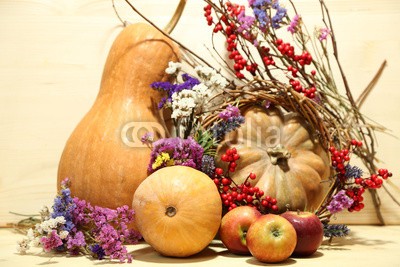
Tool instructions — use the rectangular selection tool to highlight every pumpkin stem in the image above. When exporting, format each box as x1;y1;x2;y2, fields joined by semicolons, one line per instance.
267;144;291;165
165;206;177;217
163;0;187;34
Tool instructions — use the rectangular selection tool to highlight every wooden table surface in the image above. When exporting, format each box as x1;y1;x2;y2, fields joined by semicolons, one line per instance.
1;226;400;267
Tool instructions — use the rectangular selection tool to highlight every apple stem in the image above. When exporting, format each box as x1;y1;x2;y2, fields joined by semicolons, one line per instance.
165;206;177;217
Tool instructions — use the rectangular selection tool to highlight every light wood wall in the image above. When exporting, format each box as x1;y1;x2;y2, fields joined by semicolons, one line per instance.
1;0;399;225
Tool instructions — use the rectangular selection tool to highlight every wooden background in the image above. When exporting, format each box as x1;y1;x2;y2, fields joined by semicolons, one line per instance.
0;0;399;226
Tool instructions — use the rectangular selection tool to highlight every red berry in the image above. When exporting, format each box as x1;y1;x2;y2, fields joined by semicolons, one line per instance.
261;199;269;207
215;168;223;176
222;178;231;185
249;173;257;180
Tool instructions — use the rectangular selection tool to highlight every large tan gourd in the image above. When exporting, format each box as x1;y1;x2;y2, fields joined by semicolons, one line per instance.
57;23;179;209
217;106;330;213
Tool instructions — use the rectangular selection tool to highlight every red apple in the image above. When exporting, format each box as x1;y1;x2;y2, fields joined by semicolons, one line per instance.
219;206;262;254
280;211;324;257
246;214;297;263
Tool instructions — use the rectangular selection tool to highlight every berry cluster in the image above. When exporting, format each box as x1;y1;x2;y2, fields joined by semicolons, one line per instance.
276;39;313;68
328;145;352;176
204;3;258;79
213;148;278;213
329;139;392;213
203;4;213;26
355;169;392;189
346;187;365;212
275;39;317;99
261;46;275;66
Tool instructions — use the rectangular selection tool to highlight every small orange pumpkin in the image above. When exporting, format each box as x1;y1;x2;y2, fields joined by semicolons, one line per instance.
132;166;222;257
217;106;330;212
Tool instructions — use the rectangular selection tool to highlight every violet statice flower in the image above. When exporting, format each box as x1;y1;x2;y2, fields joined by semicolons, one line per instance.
141;132;154;145
148;137;204;173
219;104;240;120
72;198;93;227
51;180;76;232
90;205;139;263
323;224;350;238
90;244;106;260
17;180;141;263
96;224;132;263
345;164;363;179
212;116;245;141
66;231;86;255
271;2;287;29
151;74;200;109
201;155;216;177
237;10;255;33
251;1;270;30
40;230;63;252
327;190;354;214
288;14;300;34
318;27;331;41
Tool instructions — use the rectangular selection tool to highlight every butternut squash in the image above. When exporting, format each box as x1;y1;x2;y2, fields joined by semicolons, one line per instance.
57;23;180;210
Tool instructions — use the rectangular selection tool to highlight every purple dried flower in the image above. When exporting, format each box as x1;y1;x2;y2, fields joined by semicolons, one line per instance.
151;74;200;109
345;164;363;179
288;14;300;34
40;230;63;252
318;27;331;41
141;132;154;145
212;116;245;141
51;180;76;232
90;244;105;260
271;3;287;29
67;231;86;255
72;197;93;226
219;105;240;120
327;190;354;214
18;180;141;263
237;11;255;33
201;155;216;177
250;0;286;30
148;137;204;173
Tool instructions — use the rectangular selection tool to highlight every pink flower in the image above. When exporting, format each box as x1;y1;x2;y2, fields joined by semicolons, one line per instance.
327;190;354;214
40;230;63;252
318;27;331;41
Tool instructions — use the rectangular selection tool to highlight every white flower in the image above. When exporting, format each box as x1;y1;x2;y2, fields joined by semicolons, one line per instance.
17;238;30;254
192;83;209;98
165;61;182;75
171;89;197;119
195;65;228;91
34;222;44;235
39;205;50;221
195;65;216;77
59;230;69;239
40;216;66;233
30;237;41;247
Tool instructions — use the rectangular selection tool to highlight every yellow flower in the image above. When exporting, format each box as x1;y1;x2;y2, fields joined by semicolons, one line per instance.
152;152;175;170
